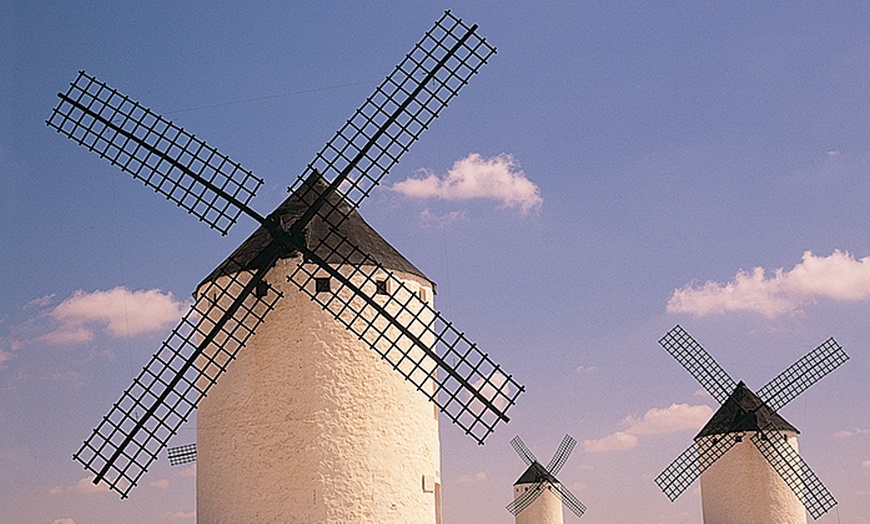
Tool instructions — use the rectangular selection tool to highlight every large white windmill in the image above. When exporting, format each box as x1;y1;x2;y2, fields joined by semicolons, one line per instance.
47;11;524;522
655;325;848;523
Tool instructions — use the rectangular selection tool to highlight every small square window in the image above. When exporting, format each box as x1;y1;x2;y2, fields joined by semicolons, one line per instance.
255;281;269;298
315;277;331;293
375;279;389;295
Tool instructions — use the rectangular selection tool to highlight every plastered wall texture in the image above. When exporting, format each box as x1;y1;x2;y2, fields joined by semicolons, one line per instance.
698;431;806;524
513;482;564;524
196;257;441;523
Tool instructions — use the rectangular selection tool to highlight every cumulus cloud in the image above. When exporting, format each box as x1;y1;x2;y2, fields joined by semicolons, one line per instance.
390;153;542;214
148;478;170;489
457;471;488;483
163;511;195;520
49;476;110;495
0;349;12;369
834;428;870;439
667;250;870;318
583;431;638;453
583;403;713;453
419;208;467;228
41;287;186;344
468;371;512;413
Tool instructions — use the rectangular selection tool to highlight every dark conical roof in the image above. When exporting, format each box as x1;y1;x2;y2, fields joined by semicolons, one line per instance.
514;461;559;486
202;171;430;286
695;381;799;439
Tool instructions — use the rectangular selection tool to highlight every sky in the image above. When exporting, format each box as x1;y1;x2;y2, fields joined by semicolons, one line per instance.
2;1;870;522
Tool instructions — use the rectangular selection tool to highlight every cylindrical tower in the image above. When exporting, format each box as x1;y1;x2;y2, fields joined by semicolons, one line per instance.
513;463;564;524
695;382;806;524
698;431;805;524
195;174;442;523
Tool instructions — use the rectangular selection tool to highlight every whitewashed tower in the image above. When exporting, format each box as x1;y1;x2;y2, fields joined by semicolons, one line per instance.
695;383;805;524
195;175;442;522
655;326;847;522
50;12;524;517
507;435;586;522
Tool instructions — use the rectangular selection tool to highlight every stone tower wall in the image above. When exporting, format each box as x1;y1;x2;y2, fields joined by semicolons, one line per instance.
513;482;564;524
196;256;441;523
698;430;806;524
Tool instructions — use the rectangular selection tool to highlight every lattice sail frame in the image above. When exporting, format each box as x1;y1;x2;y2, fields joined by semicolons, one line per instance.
72;257;282;497
751;427;838;520
756;337;848;411
289;232;522;443
47;71;263;236
50;10;522;499
167;443;197;466
654;325;847;518
288;10;496;234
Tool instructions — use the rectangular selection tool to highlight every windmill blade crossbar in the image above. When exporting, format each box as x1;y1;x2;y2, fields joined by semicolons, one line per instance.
506;480;546;516
546;434;577;476
750;429;837;519
510;435;537;466
756;338;848;412
655;435;739;501
167;443;197;466
659;325;737;405
47;71;263;236
553;481;588;518
73;257;282;498
287;228;522;444
288;10;495;234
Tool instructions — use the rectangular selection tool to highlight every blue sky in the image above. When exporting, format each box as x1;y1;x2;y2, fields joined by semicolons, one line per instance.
3;2;870;522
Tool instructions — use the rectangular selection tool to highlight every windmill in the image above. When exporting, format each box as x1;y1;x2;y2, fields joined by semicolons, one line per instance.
506;435;587;523
47;11;524;521
654;325;848;522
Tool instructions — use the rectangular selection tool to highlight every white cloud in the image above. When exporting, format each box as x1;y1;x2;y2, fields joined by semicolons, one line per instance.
41;287;186;344
49;476;110;495
148;478;170;489
176;464;197;478
835;428;870;439
667;250;870;317
583;403;712;453
390;153;542;214
583;431;638;453
419;208;466;227
0;349;12;368
468;371;512;413
622;404;713;435
27;294;56;308
162;511;196;520
457;471;488;483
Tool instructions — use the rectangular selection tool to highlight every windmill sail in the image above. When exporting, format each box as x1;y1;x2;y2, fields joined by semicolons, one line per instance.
50;10;523;499
72;258;281;497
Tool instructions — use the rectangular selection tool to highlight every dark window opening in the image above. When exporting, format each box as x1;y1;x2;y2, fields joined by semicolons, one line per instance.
255;281;269;298
315;277;331;293
375;279;389;295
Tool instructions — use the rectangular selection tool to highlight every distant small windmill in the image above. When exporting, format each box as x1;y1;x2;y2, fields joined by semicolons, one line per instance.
47;11;524;521
507;435;587;522
655;325;848;522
